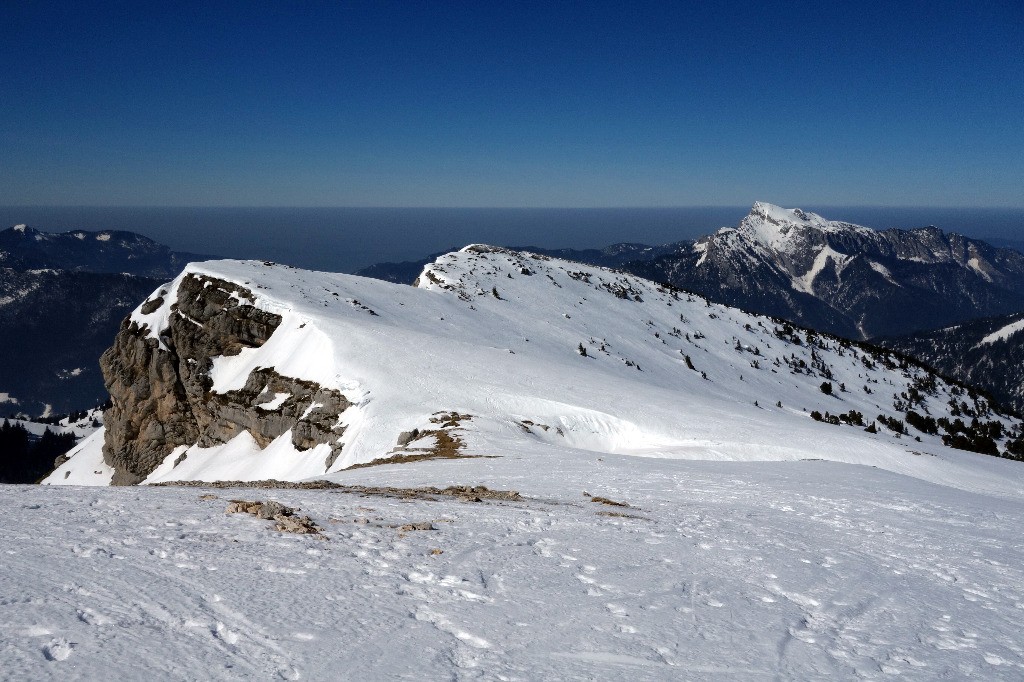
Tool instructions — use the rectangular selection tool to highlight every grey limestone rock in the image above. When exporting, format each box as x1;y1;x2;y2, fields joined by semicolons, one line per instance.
100;273;349;484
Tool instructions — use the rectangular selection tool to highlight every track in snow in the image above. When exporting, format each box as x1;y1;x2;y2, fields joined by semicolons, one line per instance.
7;449;1024;680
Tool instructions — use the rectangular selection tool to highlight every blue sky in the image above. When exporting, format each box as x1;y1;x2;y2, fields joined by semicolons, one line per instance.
2;1;1022;207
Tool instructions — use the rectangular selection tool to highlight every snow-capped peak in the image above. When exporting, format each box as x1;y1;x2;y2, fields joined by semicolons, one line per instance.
750;201;826;226
736;202;875;250
6;224;40;237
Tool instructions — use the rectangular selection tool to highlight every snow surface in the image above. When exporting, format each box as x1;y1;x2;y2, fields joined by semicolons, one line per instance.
46;430;112;485
979;318;1024;346
18;245;1024;678
50;248;1024;498
967;256;993;282
793;245;852;295
868;260;900;286
0;279;42;308
9;448;1024;679
257;392;292;411
739;202;875;250
8;419;96;440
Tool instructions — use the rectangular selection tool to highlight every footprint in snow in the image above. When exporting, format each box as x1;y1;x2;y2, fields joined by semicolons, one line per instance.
274;657;302;680
213;622;239;645
20;625;52;637
77;608;111;626
532;537;556;557
42;638;74;661
415;607;491;650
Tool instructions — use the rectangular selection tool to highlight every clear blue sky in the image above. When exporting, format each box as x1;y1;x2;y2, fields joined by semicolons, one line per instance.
2;0;1022;207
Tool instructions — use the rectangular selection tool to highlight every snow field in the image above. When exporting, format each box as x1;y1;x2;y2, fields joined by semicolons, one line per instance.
980;318;1024;346
18;232;1024;680
8;448;1024;680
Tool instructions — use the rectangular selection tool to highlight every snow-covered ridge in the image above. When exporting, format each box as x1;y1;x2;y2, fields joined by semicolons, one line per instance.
735;201;876;250
979;318;1024;346
716;202;998;274
677;203;1024;341
50;249;1024;498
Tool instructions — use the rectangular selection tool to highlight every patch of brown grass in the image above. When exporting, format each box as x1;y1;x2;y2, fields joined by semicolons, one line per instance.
590;495;631;508
157;480;524;504
596;510;648;520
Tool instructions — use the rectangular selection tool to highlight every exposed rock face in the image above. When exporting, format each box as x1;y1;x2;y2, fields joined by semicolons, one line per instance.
100;274;348;484
201;367;350;456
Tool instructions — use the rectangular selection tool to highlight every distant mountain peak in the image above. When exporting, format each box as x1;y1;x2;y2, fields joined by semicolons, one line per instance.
0;224;214;279
6;224;41;238
736;203;876;251
621;204;1024;339
749;201;824;226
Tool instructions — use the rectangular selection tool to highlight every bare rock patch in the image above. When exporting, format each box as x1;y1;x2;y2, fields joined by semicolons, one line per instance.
225;499;322;535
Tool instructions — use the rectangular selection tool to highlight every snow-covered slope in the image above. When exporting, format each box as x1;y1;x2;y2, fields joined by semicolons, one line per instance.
48;247;1024;497
21;247;1024;679
13;452;1024;679
15;444;1024;680
882;311;1024;414
8;407;103;441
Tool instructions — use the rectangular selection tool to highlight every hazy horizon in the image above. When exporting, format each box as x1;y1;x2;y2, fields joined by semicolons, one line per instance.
3;205;1022;275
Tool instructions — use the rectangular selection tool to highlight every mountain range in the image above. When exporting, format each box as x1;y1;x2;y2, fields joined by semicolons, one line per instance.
0;224;207;278
359;203;1024;341
628;202;1024;340
7;204;1024;423
355;204;1024;415
51;246;1022;487
0;224;212;416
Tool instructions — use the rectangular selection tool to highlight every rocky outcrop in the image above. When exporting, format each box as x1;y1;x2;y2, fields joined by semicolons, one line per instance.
225;499;322;535
200;367;350;456
100;273;348;484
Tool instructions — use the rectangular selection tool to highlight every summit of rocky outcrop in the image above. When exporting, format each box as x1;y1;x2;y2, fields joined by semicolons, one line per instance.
100;272;348;484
